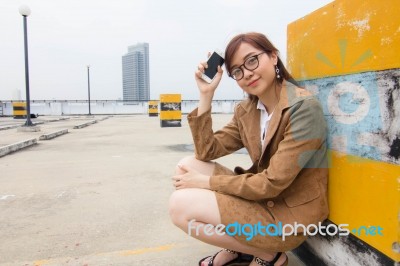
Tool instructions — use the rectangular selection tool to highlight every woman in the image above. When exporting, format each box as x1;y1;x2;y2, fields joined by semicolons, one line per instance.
169;32;329;266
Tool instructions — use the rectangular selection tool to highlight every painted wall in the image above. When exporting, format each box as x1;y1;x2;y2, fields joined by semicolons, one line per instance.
287;0;399;263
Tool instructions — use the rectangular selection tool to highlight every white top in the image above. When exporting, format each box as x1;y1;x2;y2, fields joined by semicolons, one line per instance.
257;99;274;144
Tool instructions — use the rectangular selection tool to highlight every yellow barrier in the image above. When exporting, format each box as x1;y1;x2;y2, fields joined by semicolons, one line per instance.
160;94;181;127
148;101;159;117
13;102;27;119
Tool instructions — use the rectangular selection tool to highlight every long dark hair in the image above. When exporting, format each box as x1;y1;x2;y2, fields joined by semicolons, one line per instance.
224;32;299;101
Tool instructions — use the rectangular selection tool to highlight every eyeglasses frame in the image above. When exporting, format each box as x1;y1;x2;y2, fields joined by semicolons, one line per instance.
229;52;266;81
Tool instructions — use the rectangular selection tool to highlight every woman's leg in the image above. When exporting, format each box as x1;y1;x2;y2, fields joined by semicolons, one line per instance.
174;155;216;176
169;156;287;266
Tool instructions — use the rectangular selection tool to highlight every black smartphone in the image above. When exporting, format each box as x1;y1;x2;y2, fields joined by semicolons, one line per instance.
201;51;225;83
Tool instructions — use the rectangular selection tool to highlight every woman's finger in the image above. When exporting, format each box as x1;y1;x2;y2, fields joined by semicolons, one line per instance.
171;174;182;182
175;182;184;189
177;164;190;173
200;61;208;69
195;70;203;79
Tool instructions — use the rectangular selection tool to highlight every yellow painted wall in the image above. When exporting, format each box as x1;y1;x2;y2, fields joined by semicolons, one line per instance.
288;0;400;80
288;0;400;261
329;150;399;260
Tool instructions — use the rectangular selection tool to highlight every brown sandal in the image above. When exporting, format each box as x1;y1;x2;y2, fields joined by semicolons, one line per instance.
253;252;288;266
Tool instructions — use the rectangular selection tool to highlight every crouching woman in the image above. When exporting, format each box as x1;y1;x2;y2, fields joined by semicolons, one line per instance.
169;32;329;266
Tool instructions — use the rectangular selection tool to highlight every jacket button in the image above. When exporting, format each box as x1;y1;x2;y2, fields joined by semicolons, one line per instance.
267;201;274;208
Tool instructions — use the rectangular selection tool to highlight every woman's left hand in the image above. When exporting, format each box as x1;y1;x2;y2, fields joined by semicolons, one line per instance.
172;164;211;190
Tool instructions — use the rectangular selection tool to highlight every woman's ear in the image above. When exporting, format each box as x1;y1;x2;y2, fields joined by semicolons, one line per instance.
270;52;278;65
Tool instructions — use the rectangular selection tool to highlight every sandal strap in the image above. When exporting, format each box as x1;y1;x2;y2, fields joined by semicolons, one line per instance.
223;248;238;255
208;249;239;266
208;251;218;266
254;252;282;266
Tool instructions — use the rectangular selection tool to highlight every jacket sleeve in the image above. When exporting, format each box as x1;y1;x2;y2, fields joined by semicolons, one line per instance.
209;98;327;200
187;107;244;161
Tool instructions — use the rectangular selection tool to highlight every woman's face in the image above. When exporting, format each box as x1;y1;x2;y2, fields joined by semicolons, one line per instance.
230;42;278;97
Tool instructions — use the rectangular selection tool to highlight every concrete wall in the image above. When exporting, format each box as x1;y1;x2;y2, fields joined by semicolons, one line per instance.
287;0;399;264
0;100;240;116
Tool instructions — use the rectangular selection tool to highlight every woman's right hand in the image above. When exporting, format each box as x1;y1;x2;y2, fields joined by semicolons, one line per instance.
194;59;223;96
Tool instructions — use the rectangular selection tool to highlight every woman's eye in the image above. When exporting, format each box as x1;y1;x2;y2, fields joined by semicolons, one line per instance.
232;69;241;76
247;57;257;65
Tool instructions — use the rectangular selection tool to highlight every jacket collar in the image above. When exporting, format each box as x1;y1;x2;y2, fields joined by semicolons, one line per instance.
239;80;297;114
237;81;310;157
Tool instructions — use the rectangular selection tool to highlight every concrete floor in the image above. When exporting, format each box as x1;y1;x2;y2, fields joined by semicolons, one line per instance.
0;115;305;266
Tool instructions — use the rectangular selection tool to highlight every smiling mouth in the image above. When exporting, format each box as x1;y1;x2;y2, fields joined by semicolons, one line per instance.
248;79;259;87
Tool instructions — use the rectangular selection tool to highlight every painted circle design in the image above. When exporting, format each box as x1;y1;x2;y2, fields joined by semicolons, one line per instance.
327;81;370;125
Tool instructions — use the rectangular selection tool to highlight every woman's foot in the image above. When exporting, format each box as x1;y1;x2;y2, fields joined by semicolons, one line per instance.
250;252;288;266
199;249;252;266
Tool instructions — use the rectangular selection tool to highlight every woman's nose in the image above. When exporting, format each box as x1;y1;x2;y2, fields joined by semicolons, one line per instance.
242;68;254;79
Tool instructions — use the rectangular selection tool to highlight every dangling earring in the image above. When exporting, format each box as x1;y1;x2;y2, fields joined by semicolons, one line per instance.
275;65;281;79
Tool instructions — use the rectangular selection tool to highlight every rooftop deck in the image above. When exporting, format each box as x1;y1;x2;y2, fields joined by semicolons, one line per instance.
0;115;304;266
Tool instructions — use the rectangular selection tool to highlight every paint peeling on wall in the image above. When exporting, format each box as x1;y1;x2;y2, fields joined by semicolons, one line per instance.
380;37;393;46
304;233;394;266
301;69;400;165
349;16;371;39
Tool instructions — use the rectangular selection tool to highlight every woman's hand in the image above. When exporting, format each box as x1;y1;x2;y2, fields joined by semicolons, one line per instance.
195;53;224;115
195;55;223;96
172;164;211;190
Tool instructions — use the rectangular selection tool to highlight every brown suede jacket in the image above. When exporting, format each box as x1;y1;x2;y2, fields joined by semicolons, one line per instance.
187;81;329;227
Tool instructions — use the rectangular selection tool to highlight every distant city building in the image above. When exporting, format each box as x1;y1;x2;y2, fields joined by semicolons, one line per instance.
122;43;150;102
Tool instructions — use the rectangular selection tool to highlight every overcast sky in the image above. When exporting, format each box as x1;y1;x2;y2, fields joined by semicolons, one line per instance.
1;0;332;101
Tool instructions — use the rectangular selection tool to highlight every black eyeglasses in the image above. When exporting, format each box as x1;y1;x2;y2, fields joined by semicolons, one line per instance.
229;52;265;81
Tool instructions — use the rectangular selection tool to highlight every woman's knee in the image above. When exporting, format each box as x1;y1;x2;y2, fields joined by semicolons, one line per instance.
175;155;195;174
169;188;221;227
175;155;215;175
168;189;190;225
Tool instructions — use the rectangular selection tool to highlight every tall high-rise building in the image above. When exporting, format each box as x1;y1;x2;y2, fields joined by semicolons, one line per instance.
122;43;150;102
